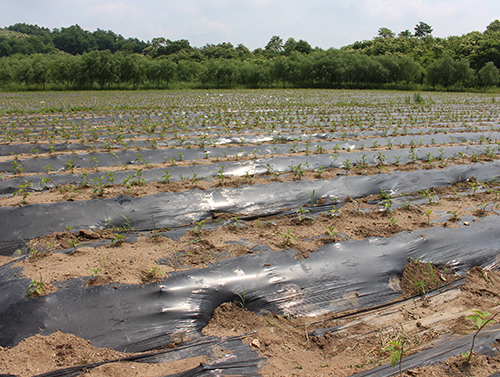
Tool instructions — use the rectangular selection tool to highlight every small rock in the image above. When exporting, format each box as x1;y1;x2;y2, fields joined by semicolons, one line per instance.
464;221;470;226
251;339;261;349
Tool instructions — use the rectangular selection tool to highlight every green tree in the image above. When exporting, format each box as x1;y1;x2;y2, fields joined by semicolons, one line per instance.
486;20;500;33
0;58;13;84
52;24;97;55
265;36;284;53
414;22;433;37
479;61;500;91
398;29;412;38
146;57;176;88
378;27;395;38
14;57;34;88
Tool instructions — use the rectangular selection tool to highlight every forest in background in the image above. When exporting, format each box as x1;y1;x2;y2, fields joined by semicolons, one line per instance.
0;21;499;91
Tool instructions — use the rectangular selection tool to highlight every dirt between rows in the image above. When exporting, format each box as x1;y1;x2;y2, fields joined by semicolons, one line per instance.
1;179;500;376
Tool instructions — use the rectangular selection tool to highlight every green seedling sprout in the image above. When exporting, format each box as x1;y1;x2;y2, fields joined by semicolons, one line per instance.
69;238;81;253
13;180;33;205
463;310;499;363
147;266;165;278
91;268;100;279
383;338;406;376
296;206;311;222
111;233;126;245
161;170;172;183
281;229;296;246
326;227;337;239
26;278;44;297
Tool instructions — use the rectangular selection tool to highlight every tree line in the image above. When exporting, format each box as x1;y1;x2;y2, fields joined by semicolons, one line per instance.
0;21;499;91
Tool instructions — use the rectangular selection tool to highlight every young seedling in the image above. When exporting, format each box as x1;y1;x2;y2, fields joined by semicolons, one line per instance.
91;268;100;279
327;206;342;217
69;238;81;253
447;209;461;222
462;310;498;363
388;216;398;224
290;163;304;180
161;170;172;183
231;216;240;230
39;176;52;190
10;160;24;174
381;199;392;213
111;233;126;245
14;180;33;205
476;201;488;213
147;266;165;279
217;165;226;183
379;189;391;200
423;209;433;225
383;338;406;376
192;220;206;242
315;167;326;179
326;226;337;239
26;278;45;297
296;206;311;222
281;229;296;247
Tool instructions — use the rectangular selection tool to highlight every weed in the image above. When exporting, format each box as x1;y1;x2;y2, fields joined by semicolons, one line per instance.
236;285;246;308
119;214;133;231
408;271;428;295
310;190;317;207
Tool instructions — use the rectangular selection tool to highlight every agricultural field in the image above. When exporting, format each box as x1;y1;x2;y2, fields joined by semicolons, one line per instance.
1;89;500;376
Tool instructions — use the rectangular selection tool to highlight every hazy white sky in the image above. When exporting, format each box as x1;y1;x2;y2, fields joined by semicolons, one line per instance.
2;0;498;50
